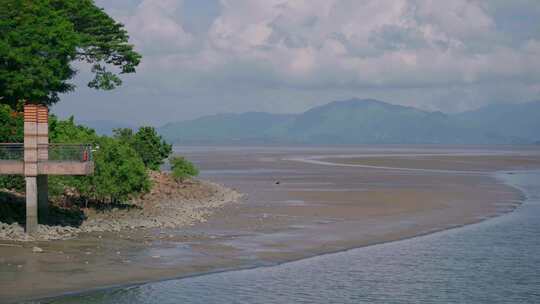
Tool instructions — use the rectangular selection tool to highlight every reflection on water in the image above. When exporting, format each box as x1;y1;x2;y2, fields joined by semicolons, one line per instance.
45;171;540;304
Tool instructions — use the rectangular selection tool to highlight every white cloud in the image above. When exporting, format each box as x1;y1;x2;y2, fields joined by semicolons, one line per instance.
130;0;537;89
121;0;193;55
56;0;540;123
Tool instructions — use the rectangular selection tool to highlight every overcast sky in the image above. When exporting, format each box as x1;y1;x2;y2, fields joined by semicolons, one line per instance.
52;0;540;125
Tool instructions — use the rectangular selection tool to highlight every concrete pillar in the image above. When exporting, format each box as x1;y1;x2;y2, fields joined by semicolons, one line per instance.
23;104;40;234
37;106;49;224
37;175;48;224
25;176;38;234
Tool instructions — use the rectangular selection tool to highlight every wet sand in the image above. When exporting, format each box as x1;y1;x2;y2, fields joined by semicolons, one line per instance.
324;155;540;171
1;145;540;303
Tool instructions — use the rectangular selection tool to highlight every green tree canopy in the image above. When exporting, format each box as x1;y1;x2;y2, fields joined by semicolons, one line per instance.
48;123;151;204
49;115;97;144
0;104;23;142
114;127;172;171
0;0;141;108
170;156;199;182
90;137;150;203
0;105;24;190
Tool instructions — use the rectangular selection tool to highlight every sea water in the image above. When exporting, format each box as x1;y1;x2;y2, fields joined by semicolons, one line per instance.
44;170;540;304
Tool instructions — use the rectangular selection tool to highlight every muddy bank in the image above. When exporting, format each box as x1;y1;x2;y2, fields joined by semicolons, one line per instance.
0;173;242;241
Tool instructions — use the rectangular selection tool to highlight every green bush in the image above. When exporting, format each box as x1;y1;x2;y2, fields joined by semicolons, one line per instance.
0;175;24;192
49;115;97;144
114;126;172;171
0;105;24;192
49;121;151;204
0;111;153;205
90;137;151;203
170;156;199;182
0;105;23;142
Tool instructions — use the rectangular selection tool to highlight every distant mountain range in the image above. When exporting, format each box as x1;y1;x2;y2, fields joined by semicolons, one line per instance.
157;98;540;145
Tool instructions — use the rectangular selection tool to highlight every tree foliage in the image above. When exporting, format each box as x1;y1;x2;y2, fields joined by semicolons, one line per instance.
49;115;97;144
47;121;150;204
0;104;23;142
114;127;172;171
170;156;199;182
0;0;141;108
89;137;150;203
0;105;24;191
112;127;134;146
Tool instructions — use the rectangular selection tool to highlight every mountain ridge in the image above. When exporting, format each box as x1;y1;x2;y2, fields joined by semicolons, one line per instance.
157;98;540;145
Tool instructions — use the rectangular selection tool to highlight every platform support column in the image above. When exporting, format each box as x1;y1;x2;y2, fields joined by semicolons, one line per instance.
25;176;38;234
37;175;48;224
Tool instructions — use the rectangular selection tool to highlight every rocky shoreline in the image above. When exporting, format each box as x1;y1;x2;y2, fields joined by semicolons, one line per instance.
0;174;243;242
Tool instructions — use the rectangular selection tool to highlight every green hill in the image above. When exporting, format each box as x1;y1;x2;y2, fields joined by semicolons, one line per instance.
159;112;295;144
158;98;540;145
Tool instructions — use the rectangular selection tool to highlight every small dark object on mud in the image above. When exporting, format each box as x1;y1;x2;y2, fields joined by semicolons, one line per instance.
275;181;280;185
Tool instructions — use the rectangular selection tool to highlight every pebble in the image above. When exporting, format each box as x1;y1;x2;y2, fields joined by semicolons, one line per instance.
32;246;44;253
0;181;242;242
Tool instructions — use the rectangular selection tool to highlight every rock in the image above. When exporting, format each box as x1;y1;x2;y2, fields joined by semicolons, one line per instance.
32;246;43;253
0;180;241;242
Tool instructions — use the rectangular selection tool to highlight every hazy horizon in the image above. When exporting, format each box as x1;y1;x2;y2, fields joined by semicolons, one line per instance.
76;97;540;127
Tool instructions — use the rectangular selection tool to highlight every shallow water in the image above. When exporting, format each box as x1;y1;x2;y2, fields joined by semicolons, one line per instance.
43;170;540;304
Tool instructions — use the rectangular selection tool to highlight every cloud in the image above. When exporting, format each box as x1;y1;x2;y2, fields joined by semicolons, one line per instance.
54;0;540;124
131;0;539;87
117;0;194;55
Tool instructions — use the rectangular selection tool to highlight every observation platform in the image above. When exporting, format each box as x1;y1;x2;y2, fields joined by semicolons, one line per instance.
0;104;94;234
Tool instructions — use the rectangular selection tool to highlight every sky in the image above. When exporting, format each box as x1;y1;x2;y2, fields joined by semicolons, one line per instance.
52;0;540;126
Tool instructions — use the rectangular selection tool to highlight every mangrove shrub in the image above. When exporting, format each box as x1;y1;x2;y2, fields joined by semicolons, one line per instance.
170;156;199;182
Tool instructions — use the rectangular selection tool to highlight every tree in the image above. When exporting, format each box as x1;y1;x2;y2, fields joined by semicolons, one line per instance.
0;105;24;191
49;115;97;144
112;127;134;146
133;127;173;170
49;137;151;204
0;107;152;204
115;127;172;171
170;156;199;182
47;119;150;204
0;104;23;142
0;0;141;108
90;137;150;203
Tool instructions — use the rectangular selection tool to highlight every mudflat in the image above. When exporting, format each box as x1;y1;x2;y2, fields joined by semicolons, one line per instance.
324;155;540;171
1;145;540;303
